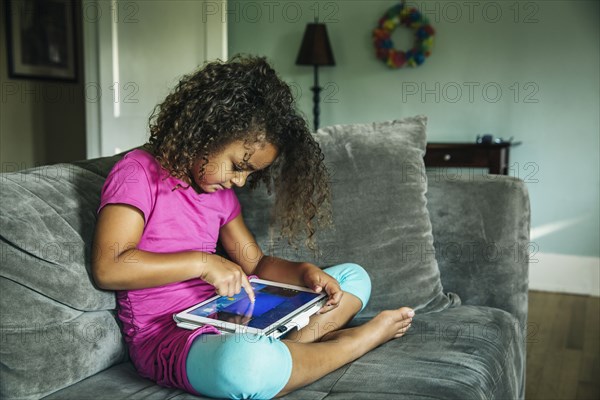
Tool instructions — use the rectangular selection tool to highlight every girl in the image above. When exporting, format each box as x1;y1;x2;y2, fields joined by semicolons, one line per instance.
92;55;414;399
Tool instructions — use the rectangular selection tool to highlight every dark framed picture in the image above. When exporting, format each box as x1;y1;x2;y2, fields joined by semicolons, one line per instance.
5;0;77;81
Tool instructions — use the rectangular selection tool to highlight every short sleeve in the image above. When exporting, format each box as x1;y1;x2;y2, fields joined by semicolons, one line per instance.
222;189;242;226
97;156;155;222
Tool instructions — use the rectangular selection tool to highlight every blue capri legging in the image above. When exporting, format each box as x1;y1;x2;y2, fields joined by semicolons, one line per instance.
186;263;371;399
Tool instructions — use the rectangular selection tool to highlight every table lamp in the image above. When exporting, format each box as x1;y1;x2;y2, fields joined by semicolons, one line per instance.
295;21;336;132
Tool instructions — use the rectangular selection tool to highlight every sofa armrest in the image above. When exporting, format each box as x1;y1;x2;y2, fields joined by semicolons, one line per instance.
425;172;531;329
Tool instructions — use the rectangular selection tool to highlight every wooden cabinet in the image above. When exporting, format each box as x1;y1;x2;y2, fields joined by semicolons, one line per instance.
424;143;511;175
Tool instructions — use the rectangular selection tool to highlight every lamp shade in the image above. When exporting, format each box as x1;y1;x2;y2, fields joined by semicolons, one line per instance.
295;23;335;66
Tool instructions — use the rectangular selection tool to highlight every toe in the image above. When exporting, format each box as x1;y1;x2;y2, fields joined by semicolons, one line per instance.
398;307;415;319
399;324;412;334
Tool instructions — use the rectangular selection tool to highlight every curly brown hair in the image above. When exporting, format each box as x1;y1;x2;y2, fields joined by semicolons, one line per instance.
143;54;332;253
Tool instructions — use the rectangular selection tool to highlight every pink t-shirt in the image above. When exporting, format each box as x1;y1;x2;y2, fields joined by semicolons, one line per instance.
97;149;241;395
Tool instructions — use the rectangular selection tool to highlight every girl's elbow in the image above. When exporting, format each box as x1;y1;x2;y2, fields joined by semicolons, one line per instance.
91;260;114;290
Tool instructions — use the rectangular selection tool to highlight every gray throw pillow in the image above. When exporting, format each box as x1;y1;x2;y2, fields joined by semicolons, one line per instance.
237;115;459;317
0;161;127;399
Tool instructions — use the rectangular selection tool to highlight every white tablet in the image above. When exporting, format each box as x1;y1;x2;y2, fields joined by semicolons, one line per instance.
173;278;327;339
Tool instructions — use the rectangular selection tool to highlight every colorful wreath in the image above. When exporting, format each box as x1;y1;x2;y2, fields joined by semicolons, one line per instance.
373;3;435;68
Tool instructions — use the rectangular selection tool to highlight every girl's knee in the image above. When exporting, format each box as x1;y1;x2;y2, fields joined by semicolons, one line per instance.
187;334;292;399
324;263;372;313
344;263;371;285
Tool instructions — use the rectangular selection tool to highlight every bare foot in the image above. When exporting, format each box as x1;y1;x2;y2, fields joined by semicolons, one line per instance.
317;307;414;350
362;307;414;344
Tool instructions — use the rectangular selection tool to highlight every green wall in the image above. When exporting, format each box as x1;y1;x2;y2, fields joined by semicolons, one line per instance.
228;0;599;258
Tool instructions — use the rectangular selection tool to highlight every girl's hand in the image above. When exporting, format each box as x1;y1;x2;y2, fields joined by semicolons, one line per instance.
200;257;256;302
301;264;343;314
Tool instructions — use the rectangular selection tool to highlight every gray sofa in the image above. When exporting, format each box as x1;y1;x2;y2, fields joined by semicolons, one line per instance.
1;118;530;400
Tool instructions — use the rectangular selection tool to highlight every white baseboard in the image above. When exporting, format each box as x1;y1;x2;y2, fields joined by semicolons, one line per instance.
529;252;600;297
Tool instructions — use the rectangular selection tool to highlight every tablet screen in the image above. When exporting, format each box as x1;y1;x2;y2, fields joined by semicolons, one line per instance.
188;281;322;329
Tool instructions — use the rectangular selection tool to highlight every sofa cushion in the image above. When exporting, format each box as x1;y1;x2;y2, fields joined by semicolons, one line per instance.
237;116;459;316
0;164;115;311
1;288;127;400
41;362;200;400
0;160;128;399
42;305;522;400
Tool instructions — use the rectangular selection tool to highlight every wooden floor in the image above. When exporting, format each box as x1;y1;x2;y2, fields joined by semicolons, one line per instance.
526;291;600;400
